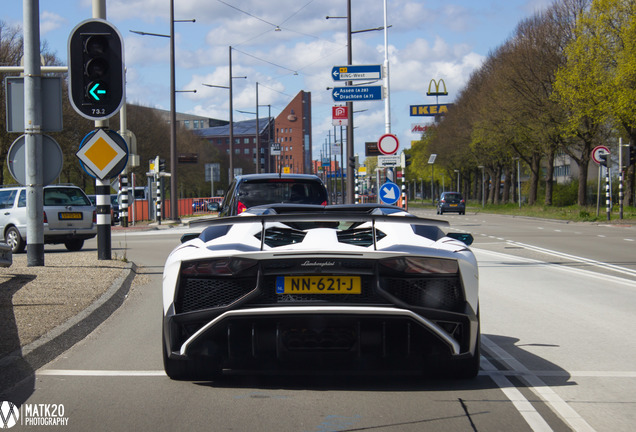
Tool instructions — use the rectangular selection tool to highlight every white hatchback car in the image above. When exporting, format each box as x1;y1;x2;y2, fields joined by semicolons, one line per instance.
0;185;97;253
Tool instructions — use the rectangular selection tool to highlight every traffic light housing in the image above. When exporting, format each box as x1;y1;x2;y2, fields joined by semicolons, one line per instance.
348;156;356;169
630;145;636;167
599;153;608;167
401;152;412;167
68;19;124;120
159;159;166;172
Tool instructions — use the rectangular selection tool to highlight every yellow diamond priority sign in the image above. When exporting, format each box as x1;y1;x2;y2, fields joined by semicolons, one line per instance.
76;129;128;180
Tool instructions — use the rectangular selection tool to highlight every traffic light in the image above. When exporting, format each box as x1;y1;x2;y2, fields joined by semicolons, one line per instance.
348;156;356;169
401;152;412;167
68;19;124;120
630;145;636;167
159;159;166;172
599;153;608;167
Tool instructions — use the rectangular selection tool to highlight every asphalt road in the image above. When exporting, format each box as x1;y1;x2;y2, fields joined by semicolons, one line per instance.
3;213;636;431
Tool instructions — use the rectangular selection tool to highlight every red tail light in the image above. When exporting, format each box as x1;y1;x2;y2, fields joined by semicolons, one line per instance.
321;200;327;206
93;210;97;223
237;201;247;213
43;211;48;223
181;258;257;276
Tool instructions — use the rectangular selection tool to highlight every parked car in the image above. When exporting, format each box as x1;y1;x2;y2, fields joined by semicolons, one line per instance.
88;193;120;225
162;203;479;380
437;192;465;215
219;173;329;217
0;185;97;253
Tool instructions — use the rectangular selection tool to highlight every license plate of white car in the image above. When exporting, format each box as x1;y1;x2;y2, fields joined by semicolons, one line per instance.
276;276;361;294
59;212;82;220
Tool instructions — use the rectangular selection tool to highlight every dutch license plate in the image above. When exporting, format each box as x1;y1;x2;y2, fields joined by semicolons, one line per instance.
276;276;361;294
450;204;458;207
59;212;82;220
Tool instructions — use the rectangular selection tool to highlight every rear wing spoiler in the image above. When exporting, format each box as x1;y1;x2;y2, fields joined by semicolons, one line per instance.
183;212;473;249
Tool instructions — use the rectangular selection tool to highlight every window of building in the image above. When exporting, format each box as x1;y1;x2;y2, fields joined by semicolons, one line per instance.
244;148;250;155
184;120;190;128
244;138;250;144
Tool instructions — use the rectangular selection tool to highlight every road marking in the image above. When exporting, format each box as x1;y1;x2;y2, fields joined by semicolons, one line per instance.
482;335;597;432
474;248;636;287
480;357;553;432
38;369;166;376
500;241;636;280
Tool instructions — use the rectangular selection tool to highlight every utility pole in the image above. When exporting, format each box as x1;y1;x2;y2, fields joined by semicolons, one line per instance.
24;0;44;266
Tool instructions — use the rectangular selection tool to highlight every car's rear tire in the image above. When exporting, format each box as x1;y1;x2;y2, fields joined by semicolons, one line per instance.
5;226;26;253
447;316;480;379
162;329;220;381
64;239;84;251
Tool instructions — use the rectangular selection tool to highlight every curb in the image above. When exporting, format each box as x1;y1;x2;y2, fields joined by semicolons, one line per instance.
0;262;138;394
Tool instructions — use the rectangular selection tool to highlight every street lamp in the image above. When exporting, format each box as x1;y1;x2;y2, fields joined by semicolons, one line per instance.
203;70;246;181
130;1;194;221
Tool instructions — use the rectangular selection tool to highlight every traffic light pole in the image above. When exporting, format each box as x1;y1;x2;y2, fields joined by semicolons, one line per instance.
94;0;111;259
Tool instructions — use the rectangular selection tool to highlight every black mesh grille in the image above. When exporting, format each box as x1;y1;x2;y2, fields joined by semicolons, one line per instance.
176;277;255;313
336;228;386;247
381;277;463;312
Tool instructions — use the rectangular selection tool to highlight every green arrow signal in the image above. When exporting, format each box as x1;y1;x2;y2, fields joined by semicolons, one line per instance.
89;82;107;101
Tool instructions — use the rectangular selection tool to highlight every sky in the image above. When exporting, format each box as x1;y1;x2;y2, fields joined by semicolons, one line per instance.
6;0;553;163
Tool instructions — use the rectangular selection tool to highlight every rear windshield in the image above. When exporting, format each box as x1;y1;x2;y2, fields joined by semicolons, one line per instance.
444;193;463;201
238;180;328;208
44;188;91;206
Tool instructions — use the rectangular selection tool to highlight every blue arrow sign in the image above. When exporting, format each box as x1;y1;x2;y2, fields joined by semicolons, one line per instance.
332;85;383;102
379;181;400;205
332;64;382;81
89;82;107;101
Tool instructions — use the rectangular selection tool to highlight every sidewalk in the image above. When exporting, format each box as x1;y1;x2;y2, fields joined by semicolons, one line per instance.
0;229;149;393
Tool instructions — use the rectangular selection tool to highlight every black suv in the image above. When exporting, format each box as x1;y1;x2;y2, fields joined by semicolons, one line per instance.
219;174;329;217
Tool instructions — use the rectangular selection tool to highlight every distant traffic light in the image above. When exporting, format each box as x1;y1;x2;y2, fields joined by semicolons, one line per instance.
630;144;636;167
599;153;608;167
401;152;412;167
68;19;124;120
348;156;356;169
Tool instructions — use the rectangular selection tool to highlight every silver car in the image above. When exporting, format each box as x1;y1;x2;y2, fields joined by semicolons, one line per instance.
0;185;97;253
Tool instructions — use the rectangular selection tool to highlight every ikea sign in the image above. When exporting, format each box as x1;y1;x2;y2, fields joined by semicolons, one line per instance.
409;104;453;116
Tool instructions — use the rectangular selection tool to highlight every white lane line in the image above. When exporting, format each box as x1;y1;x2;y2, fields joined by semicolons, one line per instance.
38;370;166;376
474;248;636;288
482;336;596;432
502;241;636;279
480;357;553;432
37;368;636;378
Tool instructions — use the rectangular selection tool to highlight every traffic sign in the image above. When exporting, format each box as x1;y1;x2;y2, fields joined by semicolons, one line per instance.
7;134;63;185
332;105;349;126
379;181;400;205
378;133;399;155
76;129;128;180
591;145;610;165
378;155;400;167
332;85;383;102
331;65;382;81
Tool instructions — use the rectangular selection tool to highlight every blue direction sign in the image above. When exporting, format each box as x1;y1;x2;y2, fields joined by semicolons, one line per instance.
332;85;383;102
379;181;400;205
332;64;382;81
